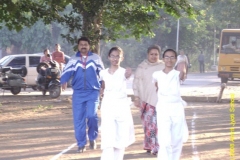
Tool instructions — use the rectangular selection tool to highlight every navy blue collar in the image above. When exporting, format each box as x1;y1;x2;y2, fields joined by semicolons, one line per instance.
76;51;93;57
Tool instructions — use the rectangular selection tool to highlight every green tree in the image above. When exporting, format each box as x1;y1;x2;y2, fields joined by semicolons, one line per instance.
0;21;52;54
101;0;240;71
1;0;196;53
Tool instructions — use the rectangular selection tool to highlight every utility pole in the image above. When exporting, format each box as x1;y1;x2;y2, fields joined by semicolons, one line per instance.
176;19;180;52
214;28;216;66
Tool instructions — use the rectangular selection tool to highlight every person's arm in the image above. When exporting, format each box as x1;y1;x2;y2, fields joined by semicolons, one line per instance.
155;82;158;92
63;52;66;63
132;66;142;108
174;55;180;68
152;71;158;92
100;81;105;98
60;57;76;87
185;55;189;66
179;72;184;80
99;70;105;98
49;55;52;61
125;67;132;79
60;52;65;63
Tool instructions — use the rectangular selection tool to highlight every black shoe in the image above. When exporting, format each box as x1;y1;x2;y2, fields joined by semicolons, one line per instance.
152;151;158;155
77;146;85;153
89;140;97;150
146;150;151;154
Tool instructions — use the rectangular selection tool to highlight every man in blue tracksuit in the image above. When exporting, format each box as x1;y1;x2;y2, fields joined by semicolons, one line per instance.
61;37;104;153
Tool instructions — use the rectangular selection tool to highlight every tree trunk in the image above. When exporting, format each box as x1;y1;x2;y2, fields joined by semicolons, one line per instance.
82;11;102;54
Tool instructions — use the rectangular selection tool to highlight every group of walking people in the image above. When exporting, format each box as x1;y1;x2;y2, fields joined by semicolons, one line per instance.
60;36;189;160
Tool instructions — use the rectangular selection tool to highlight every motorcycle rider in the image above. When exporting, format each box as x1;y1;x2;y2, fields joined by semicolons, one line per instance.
37;60;61;93
40;49;51;63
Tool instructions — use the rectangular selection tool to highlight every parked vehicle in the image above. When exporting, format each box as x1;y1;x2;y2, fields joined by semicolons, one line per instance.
36;61;62;98
218;29;240;83
0;66;27;95
0;53;71;93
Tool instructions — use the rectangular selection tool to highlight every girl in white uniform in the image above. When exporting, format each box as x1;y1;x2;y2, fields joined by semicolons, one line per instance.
100;47;135;160
152;49;189;160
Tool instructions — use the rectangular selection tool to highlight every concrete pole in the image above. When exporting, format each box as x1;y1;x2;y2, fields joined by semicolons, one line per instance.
176;19;180;53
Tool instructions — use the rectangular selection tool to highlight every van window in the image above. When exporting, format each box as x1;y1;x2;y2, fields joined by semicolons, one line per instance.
29;56;41;67
0;56;11;66
221;32;240;54
7;56;26;68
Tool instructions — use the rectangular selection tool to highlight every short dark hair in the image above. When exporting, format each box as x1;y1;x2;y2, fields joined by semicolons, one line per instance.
147;45;161;54
43;49;50;57
78;37;90;45
162;49;177;58
108;46;123;57
43;49;48;53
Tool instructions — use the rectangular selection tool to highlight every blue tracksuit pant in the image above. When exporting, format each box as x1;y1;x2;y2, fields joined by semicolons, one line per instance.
72;89;99;147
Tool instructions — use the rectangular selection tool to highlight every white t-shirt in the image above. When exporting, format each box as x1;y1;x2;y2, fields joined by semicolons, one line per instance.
152;69;182;104
99;67;127;99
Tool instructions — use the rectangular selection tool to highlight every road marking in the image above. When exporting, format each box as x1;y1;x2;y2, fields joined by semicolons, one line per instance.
191;111;200;160
50;143;76;160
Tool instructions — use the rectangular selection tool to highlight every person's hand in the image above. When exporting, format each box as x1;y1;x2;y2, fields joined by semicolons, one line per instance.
125;67;132;79
100;88;104;98
134;97;141;108
62;83;67;91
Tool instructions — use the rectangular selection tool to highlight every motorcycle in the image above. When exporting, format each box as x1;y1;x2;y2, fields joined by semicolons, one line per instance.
36;60;62;98
0;66;27;95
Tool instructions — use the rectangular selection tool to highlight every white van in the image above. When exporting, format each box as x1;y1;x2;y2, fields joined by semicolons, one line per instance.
0;53;70;90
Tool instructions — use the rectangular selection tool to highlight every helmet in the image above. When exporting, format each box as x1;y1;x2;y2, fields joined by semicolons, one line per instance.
49;60;59;68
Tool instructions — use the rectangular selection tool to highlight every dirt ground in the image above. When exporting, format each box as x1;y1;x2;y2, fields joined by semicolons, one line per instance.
0;94;239;160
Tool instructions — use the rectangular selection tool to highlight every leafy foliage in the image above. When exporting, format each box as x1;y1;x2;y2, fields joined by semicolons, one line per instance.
4;0;240;72
1;0;196;53
101;0;240;71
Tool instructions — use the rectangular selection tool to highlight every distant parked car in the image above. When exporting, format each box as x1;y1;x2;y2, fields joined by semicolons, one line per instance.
0;53;71;91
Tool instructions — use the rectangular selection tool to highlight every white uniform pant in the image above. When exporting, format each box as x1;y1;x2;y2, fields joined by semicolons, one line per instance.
157;114;186;160
100;97;135;160
101;147;125;160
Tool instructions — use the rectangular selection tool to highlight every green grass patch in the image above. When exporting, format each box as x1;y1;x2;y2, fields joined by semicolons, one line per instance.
33;104;54;112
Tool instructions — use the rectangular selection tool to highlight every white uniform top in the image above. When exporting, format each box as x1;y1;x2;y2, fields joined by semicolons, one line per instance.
153;69;186;115
152;69;183;105
99;67;135;149
100;67;127;99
